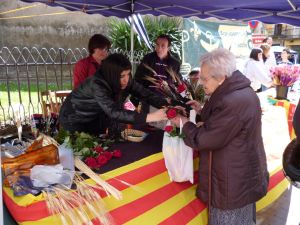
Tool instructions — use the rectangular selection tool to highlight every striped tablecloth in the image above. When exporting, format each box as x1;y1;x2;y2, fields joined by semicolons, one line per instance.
3;152;288;225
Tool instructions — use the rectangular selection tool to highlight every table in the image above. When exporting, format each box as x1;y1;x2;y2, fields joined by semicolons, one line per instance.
3;127;289;225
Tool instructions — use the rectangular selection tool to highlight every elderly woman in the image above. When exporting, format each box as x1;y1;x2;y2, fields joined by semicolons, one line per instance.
59;53;168;136
171;48;269;225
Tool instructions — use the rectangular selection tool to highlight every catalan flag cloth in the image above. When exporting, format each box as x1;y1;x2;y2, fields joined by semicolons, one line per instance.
3;152;288;225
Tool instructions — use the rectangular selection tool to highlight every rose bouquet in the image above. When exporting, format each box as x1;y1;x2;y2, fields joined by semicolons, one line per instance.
270;64;300;87
55;129;121;170
164;108;185;138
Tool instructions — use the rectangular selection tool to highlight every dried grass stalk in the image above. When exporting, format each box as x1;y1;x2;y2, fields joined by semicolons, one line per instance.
74;156;122;200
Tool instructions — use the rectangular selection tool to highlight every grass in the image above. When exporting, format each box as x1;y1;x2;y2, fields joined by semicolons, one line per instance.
0;82;72;123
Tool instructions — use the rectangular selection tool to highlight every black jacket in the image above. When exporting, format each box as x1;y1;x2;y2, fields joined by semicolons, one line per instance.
134;52;181;92
59;71;168;132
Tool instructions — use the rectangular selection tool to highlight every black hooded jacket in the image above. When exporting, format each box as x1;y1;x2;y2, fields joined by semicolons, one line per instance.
59;70;168;132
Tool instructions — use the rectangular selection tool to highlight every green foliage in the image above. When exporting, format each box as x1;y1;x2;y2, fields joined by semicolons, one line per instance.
54;129;115;158
108;16;182;59
54;128;70;145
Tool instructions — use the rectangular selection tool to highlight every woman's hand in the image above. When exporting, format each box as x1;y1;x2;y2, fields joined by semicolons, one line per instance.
146;108;168;123
186;100;202;113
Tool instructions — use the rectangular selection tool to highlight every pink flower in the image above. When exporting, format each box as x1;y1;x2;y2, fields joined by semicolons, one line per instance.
102;151;113;160
112;149;122;158
85;157;99;169
96;155;108;166
164;125;174;133
177;83;186;93
166;108;177;119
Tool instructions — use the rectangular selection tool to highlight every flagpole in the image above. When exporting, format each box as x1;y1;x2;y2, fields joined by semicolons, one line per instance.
130;0;134;65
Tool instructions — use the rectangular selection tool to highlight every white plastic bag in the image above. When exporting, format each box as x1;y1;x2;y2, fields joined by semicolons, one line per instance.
162;119;194;183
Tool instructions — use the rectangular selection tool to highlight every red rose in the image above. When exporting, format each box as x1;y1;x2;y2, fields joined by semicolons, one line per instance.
112;149;122;158
94;145;104;153
102;151;113;160
164;125;174;133
177;83;186;93
96;155;108;166
85;157;99;169
166;108;177;119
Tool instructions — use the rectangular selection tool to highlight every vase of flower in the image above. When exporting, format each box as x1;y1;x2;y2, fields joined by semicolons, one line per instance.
275;85;289;100
270;65;300;100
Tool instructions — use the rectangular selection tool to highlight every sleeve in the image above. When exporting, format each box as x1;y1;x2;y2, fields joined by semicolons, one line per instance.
129;80;168;108
293;99;300;139
93;83;147;124
174;59;182;80
182;100;244;151
73;60;88;90
253;62;273;88
134;55;153;87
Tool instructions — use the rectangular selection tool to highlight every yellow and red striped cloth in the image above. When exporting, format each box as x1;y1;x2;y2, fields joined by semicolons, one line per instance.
3;153;288;225
268;97;297;140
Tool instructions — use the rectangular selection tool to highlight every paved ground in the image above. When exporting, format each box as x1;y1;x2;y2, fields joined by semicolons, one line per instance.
257;185;300;225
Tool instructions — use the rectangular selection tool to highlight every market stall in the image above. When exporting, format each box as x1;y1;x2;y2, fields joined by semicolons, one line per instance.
2;111;292;225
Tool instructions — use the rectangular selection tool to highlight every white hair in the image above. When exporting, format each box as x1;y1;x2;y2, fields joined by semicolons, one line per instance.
199;48;236;78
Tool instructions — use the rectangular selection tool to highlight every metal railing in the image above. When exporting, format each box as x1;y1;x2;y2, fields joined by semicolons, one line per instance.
0;47;146;127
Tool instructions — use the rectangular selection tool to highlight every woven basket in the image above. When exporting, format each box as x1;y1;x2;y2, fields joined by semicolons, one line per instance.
121;129;147;142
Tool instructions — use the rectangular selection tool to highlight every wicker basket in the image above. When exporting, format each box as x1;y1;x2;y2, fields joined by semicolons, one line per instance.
121;129;147;142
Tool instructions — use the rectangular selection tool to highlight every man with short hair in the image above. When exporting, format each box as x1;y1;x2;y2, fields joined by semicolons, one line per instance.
133;34;182;128
73;34;111;89
134;34;181;96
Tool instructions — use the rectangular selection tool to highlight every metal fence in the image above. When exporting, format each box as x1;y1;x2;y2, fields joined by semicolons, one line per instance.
0;47;146;126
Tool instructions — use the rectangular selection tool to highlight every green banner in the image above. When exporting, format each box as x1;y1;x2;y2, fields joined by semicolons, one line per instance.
181;19;252;76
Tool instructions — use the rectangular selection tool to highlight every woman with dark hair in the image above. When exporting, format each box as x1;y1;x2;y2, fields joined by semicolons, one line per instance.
243;48;272;92
59;53;168;136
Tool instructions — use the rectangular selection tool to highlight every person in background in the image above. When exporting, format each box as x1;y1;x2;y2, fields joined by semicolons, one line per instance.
278;48;293;65
243;48;273;92
73;34;111;89
134;34;181;108
260;44;271;64
60;53;168;136
133;34;181;129
171;48;269;225
188;67;205;102
262;36;276;68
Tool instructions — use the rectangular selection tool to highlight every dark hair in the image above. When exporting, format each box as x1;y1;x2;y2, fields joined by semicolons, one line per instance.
282;48;291;54
250;48;262;61
99;53;132;94
88;34;111;55
156;34;172;46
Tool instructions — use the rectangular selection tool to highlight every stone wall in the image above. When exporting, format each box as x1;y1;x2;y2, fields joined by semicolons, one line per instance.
0;0;111;49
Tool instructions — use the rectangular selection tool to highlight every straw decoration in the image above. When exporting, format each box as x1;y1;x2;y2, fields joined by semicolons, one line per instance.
74;156;122;200
42;178;115;225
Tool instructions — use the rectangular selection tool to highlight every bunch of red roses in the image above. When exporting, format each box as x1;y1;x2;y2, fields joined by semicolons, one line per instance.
84;145;122;169
165;108;185;138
